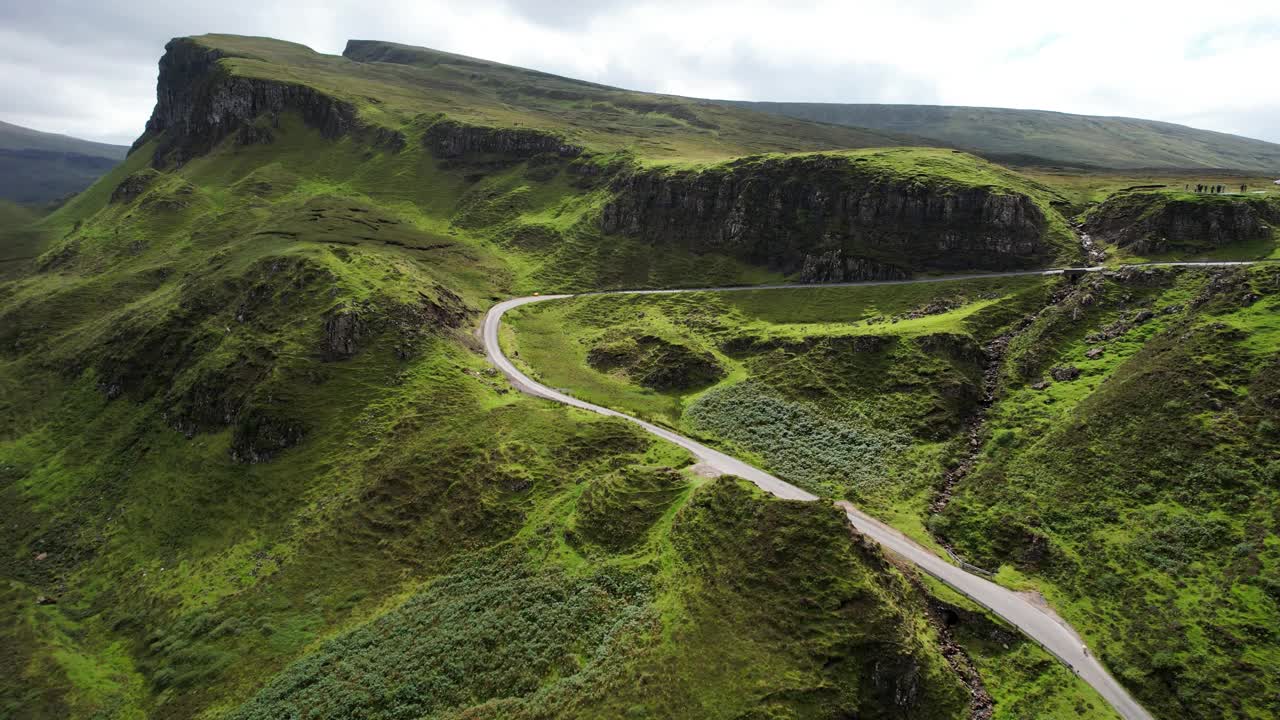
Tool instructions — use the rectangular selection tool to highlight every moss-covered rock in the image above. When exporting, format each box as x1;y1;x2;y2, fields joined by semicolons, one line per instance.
1084;190;1280;254
587;333;725;391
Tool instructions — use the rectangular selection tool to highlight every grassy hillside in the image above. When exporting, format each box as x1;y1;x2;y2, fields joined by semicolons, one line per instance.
0;121;128;205
0;34;1014;719
158;35;915;165
0;200;45;278
724;102;1280;174
507;266;1280;720
504;277;1054;537
11;29;1272;719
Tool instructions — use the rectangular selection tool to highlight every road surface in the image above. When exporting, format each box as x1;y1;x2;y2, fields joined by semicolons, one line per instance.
483;264;1262;720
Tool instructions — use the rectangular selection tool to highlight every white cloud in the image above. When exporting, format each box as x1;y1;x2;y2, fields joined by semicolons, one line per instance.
0;0;1277;145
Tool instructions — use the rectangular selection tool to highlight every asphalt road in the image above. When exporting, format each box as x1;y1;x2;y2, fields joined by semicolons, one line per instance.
482;264;1263;720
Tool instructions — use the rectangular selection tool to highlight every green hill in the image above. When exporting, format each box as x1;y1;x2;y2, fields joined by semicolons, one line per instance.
12;30;1270;720
507;265;1280;720
722;102;1280;174
0;34;1053;719
0;121;128;205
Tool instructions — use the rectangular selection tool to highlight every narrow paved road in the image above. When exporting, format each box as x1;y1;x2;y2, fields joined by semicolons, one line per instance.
484;263;1263;720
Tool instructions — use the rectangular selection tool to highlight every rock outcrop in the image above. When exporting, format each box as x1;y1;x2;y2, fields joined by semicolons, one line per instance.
110;169;160;203
135;38;358;167
423;119;582;160
600;155;1054;277
1084;191;1280;254
798;249;910;283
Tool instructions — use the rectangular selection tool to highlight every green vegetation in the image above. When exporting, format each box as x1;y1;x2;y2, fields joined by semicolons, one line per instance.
226;478;975;719
1082;189;1280;261
0;120;128;205
507;276;1127;714
8;27;1277;720
938;266;1280;719
685;381;910;496
726;101;1280;174
509;266;1280;720
0;33;1014;720
505;275;1050;524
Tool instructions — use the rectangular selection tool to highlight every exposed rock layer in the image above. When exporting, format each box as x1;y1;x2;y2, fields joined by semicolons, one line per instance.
136;38;357;166
1084;192;1280;254
602;155;1055;276
423;119;582;159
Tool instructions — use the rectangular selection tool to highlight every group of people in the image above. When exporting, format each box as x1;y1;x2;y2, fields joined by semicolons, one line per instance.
1186;183;1247;193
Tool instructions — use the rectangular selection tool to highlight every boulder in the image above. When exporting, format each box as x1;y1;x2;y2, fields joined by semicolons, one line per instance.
1050;366;1081;381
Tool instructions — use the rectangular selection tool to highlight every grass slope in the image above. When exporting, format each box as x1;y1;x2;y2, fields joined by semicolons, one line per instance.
0;63;976;720
938;266;1280;720
185;34;915;165
505;276;1122;716
508;266;1280;720
723;102;1280;174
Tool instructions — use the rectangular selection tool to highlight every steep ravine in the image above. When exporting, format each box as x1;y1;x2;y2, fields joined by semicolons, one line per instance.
928;280;1076;567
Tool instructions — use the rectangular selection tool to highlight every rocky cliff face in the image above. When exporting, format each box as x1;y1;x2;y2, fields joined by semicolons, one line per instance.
601;155;1054;277
135;38;358;167
423;119;582;159
1085;192;1280;254
797;250;910;283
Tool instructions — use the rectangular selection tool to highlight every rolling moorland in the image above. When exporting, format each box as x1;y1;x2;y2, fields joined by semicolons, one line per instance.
0;32;1276;719
0;121;129;206
723;102;1280;174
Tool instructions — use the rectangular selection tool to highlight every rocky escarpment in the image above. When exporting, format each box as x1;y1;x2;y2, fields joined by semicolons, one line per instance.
1084;191;1280;254
798;249;910;283
423;119;582;160
135;38;358;167
601;155;1056;278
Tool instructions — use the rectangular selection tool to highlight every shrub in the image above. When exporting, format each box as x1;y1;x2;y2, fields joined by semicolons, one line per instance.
685;381;908;496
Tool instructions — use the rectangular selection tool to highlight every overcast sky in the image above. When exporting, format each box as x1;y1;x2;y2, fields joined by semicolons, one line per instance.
2;0;1279;146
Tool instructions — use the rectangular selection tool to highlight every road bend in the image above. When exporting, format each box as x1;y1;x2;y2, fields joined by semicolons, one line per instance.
482;263;1265;720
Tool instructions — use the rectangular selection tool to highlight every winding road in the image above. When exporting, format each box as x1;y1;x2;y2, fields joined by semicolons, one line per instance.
483;263;1266;720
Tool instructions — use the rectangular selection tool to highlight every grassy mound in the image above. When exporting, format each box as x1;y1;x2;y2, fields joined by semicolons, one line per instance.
568;464;689;553
587;334;725;391
651;477;969;718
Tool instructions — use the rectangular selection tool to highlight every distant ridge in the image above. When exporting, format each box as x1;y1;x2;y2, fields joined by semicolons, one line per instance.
719;101;1280;174
0;120;129;204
